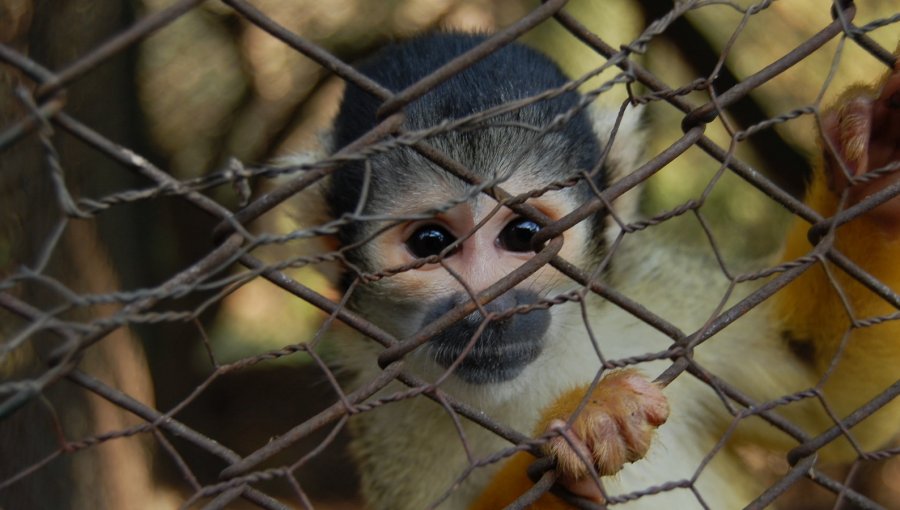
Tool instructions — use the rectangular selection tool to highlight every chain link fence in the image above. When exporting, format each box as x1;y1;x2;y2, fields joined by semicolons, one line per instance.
1;0;899;508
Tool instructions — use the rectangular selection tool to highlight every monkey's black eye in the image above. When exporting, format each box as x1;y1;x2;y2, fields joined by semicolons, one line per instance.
498;218;541;253
406;224;458;258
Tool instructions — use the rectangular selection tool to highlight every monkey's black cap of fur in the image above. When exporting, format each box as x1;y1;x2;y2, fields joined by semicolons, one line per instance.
329;33;601;215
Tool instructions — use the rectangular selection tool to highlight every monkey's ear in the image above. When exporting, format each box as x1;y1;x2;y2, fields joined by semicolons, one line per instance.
276;138;344;285
588;102;645;224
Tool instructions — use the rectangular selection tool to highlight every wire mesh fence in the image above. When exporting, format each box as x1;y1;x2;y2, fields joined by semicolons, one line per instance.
1;0;900;508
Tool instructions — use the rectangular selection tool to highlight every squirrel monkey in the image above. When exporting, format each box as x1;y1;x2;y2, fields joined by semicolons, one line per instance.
293;33;900;508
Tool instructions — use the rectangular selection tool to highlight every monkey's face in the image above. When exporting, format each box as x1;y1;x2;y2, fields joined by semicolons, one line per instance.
335;154;597;387
318;34;627;390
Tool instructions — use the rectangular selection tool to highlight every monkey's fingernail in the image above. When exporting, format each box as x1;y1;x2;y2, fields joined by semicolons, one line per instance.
548;419;568;433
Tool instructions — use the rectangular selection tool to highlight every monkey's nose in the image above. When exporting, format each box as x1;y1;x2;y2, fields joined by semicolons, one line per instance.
424;289;551;385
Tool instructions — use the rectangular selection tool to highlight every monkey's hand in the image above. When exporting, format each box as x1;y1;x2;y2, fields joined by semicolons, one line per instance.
468;370;667;509
821;57;900;226
539;369;669;502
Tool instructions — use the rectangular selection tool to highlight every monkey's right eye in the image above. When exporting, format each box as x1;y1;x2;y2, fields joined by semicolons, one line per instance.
405;225;458;259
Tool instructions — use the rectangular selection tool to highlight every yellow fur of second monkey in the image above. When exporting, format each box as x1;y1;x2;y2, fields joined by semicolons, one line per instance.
470;55;900;508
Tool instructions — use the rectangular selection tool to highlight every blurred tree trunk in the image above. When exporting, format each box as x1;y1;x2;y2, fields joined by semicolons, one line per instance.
640;0;811;197
0;0;161;508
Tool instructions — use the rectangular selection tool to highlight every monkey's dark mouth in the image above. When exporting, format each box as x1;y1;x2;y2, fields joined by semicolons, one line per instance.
423;291;550;385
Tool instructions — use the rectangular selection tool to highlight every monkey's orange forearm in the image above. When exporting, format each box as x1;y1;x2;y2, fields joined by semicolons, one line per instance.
775;176;900;445
778;174;900;354
469;383;595;510
468;452;570;510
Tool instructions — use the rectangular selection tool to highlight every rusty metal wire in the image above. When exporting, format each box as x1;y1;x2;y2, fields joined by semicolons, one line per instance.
1;0;899;508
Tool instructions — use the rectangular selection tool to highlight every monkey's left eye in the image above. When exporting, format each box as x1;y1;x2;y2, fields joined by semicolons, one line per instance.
406;224;458;258
498;218;541;253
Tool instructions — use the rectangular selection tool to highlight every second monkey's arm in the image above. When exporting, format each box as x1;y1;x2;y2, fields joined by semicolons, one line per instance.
772;54;900;456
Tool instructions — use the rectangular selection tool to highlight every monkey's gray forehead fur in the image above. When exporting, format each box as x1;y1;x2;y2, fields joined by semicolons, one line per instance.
360;125;590;215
